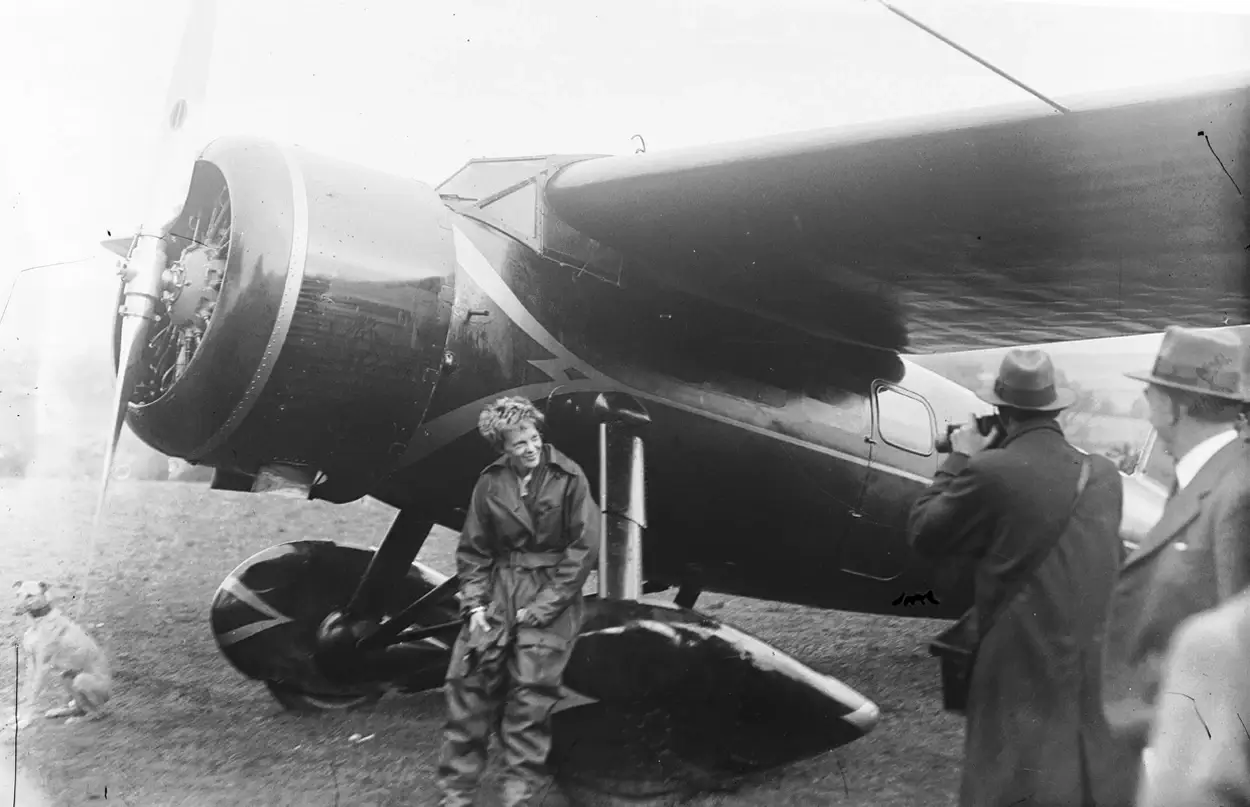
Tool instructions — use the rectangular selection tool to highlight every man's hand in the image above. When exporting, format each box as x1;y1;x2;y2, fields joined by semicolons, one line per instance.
468;607;490;634
950;414;1000;457
515;607;539;627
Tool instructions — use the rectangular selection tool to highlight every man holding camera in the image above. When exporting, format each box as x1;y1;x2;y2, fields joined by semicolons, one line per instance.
1101;326;1250;800
909;348;1135;807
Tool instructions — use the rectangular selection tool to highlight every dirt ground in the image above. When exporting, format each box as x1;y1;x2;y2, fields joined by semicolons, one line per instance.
0;479;964;806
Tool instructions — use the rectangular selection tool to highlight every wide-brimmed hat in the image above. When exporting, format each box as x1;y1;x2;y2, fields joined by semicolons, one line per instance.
1125;326;1250;403
976;348;1076;411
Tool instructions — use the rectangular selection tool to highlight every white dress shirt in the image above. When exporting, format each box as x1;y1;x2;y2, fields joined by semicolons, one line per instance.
1174;428;1239;491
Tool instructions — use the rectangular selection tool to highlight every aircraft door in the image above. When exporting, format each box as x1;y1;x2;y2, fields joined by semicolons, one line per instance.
840;381;938;581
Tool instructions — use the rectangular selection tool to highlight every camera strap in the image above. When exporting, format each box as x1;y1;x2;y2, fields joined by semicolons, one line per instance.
977;453;1092;642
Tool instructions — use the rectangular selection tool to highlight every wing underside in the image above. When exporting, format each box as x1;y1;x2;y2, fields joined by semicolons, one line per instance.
545;76;1250;354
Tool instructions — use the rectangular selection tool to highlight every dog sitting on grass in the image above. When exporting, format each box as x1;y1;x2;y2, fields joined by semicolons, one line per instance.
7;581;111;729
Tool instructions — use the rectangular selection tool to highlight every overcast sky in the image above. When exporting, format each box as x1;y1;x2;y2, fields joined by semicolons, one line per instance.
1;0;1249;361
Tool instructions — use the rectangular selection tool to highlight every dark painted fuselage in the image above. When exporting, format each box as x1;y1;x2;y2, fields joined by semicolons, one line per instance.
384;214;991;618
123;137;1164;624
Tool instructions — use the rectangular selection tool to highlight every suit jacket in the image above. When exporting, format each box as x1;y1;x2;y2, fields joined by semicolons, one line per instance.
909;419;1136;807
1137;588;1250;807
1101;434;1250;750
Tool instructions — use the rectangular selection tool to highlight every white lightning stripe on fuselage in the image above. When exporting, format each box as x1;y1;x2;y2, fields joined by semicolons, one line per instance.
403;222;929;487
451;225;610;385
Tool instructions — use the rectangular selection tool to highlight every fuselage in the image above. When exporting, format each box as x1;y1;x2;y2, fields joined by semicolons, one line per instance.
122;137;1166;621
378;211;1129;619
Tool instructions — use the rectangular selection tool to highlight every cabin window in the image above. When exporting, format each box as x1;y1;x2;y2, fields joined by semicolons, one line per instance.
875;385;935;456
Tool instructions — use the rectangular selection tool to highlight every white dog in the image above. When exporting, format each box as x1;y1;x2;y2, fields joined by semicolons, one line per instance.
9;581;111;729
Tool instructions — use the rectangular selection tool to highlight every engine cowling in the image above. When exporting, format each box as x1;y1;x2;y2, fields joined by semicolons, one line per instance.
115;137;457;501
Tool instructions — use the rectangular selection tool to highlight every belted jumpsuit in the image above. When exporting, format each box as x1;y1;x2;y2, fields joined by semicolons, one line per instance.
437;444;600;805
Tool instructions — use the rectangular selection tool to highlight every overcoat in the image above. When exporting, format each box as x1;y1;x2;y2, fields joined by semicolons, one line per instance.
437;443;601;804
1101;434;1250;758
909;419;1137;807
450;443;600;667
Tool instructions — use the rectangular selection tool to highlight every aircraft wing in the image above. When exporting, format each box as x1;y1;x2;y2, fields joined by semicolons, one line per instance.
545;75;1250;354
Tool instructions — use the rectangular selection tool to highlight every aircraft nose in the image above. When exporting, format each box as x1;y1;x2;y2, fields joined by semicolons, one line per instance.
116;137;458;496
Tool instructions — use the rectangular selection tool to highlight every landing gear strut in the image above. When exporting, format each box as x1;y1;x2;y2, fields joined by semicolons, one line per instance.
346;511;436;620
314;511;438;682
594;393;651;600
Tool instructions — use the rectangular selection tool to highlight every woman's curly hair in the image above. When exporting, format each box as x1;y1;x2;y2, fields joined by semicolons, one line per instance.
477;396;546;452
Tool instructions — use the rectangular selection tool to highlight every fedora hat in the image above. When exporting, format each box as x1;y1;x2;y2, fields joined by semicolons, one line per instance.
976;348;1076;411
1125;326;1250;403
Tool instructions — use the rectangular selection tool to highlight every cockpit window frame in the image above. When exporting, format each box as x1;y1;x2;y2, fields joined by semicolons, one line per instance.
872;380;937;458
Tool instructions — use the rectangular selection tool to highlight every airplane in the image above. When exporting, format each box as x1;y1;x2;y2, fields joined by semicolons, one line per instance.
47;0;1249;802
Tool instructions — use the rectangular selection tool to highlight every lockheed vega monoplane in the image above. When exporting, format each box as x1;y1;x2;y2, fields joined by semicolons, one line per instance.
49;0;1250;801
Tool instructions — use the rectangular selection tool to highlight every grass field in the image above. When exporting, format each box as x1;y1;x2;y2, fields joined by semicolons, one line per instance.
0;480;964;807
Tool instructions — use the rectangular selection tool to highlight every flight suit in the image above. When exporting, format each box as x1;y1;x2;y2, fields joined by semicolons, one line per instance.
437;444;600;807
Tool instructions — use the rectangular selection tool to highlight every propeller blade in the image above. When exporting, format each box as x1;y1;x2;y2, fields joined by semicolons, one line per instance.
98;0;217;512
100;236;134;258
97;237;170;513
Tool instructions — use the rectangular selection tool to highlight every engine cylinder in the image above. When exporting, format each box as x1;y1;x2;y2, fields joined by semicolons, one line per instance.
121;137;457;501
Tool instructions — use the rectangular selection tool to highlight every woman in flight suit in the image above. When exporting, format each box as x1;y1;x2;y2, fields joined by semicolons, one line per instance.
436;396;600;807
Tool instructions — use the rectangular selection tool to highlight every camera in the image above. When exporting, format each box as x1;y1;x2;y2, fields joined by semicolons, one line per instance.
935;414;1003;454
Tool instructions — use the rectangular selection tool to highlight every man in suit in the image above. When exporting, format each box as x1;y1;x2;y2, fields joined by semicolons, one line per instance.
909;348;1134;807
1101;325;1250;796
1136;587;1250;806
